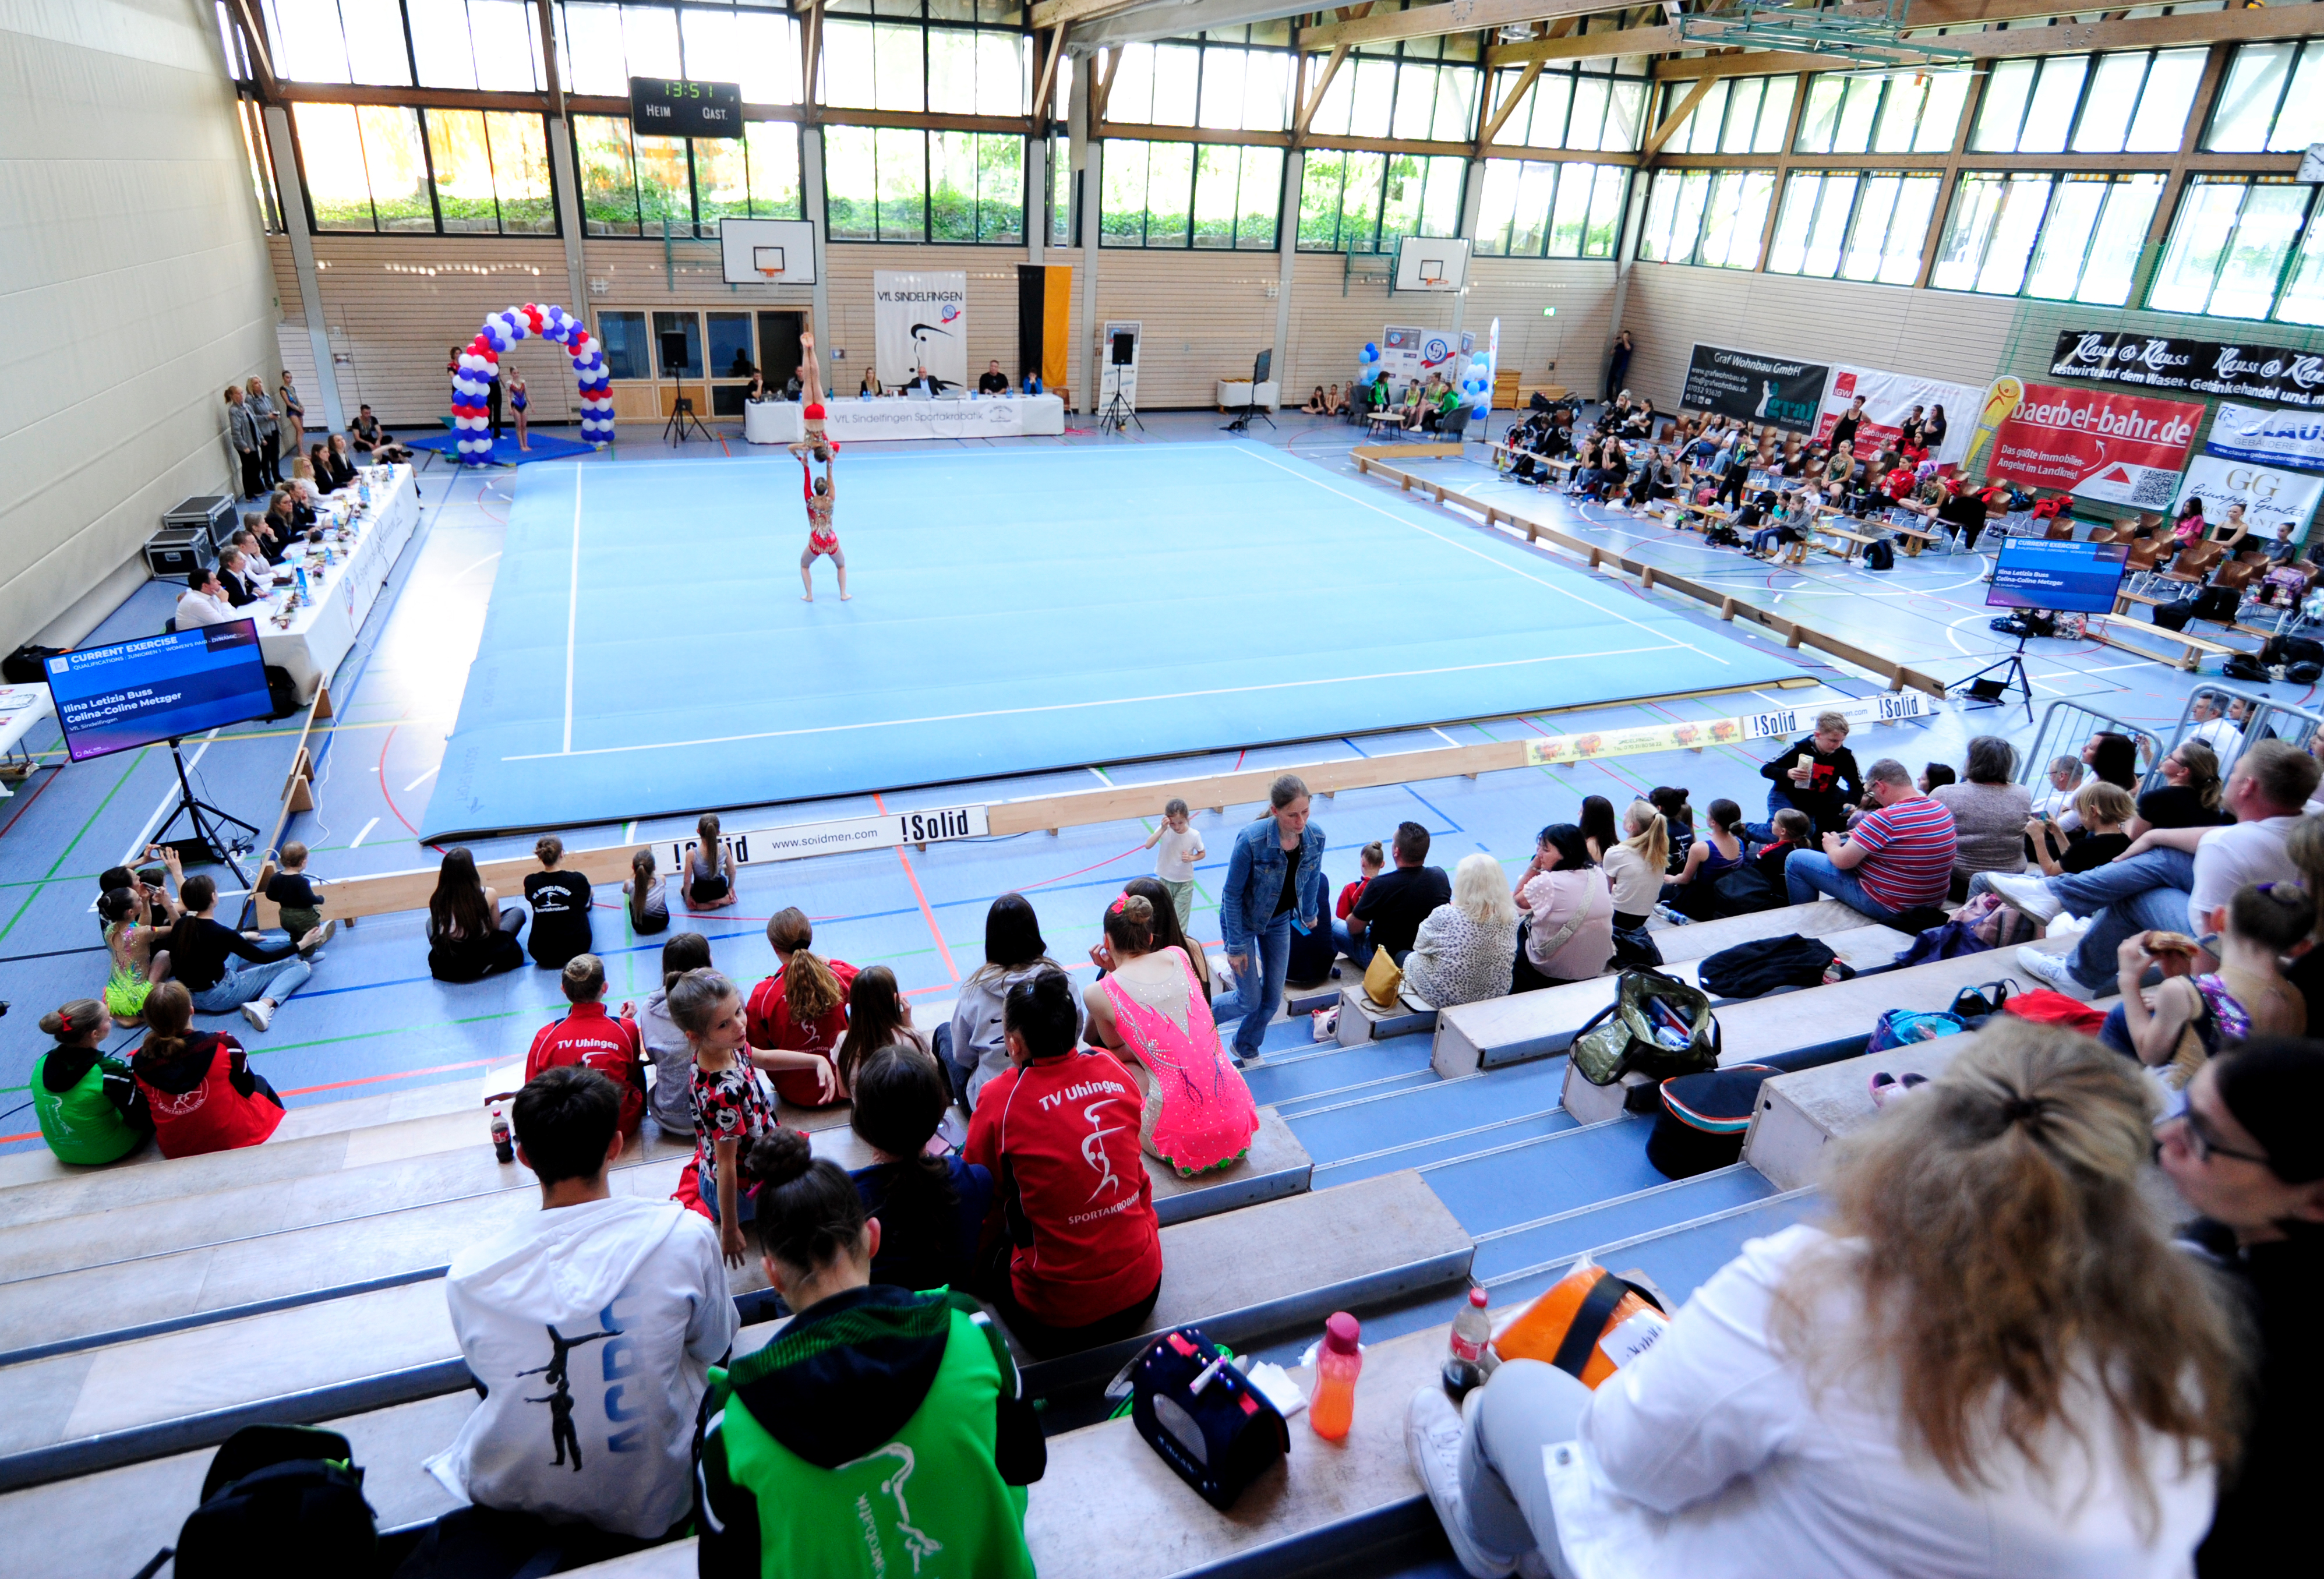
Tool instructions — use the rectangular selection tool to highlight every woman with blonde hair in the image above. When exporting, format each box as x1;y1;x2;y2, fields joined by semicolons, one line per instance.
1599;800;1667;931
1410;1020;2244;1579
1402;853;1521;1011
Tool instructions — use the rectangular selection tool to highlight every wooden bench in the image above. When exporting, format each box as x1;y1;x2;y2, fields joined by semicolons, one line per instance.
1889;521;1940;556
1431;910;1910;1079
1746;1034;1967;1189
1813;521;1879;561
2099;592;2244;672
0;1168;1465;1489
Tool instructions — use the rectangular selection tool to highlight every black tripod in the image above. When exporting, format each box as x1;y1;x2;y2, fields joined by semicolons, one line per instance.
1222;352;1277;434
1100;387;1142;435
662;397;711;446
151;736;257;888
1953;630;2036;720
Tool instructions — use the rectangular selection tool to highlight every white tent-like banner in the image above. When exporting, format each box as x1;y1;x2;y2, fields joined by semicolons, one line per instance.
873;270;969;390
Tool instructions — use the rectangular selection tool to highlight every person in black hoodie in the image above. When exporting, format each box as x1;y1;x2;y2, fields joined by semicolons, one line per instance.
524;835;594;970
162;874;329;1033
694;1128;1043;1577
2159;1040;2324;1576
130;980;285;1158
1754;711;1862;840
846;1043;993;1293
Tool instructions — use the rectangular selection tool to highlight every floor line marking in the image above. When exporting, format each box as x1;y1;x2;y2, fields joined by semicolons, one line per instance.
877;792;958;982
561;464;583;755
503;644;1687;761
402;765;438;792
350;816;380;848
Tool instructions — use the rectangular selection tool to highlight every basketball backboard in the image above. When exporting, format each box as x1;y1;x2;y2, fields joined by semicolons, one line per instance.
719;218;818;285
1395;235;1470;292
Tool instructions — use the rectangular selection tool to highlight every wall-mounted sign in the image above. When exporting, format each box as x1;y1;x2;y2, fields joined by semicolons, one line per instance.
2049;328;2324;409
1680;343;1829;434
1989;381;2203;508
628;77;742;139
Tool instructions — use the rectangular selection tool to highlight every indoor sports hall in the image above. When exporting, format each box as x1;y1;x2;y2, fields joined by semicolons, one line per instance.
3;4;2321;1577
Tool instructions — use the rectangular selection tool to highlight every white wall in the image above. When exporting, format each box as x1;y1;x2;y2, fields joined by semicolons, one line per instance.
0;0;280;648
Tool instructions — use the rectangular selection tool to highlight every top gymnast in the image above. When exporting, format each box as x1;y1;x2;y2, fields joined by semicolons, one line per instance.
792;329;849;602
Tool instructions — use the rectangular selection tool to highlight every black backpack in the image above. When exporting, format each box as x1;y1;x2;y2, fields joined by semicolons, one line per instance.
2152;598;2196;632
2223;652;2270;683
1863;538;1895;571
169;1424;378;1579
2261;633;2324;667
2292;660;2323;684
2191;584;2241;624
1696;933;1846;999
1711;864;1779;917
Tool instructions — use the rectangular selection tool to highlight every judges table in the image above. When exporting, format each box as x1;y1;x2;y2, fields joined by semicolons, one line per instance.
741;393;1066;444
252;462;421;702
0;684;55;800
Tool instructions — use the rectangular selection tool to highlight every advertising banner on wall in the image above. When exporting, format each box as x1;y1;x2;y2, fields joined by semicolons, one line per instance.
2049;329;2324;409
1381;326;1460;386
1812;365;1982;467
2175;453;2324;543
873;270;968;388
1680;344;1829;433
2202;400;2324;471
1989;381;2205;508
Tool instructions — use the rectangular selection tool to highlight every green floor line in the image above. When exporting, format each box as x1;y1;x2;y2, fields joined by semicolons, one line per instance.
0;747;150;946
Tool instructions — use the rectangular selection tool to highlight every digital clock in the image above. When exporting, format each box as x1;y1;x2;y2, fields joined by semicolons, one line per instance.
628;76;744;139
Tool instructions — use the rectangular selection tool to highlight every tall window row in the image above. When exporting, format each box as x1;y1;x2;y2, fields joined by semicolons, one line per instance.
1481;61;1650;153
1473;160;1627;259
1100;141;1281;249
824;126;1023;244
1295;150;1465;254
573;115;801;236
293;102;557;233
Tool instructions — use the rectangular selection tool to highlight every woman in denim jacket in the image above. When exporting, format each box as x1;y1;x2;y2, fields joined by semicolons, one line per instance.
1217;775;1327;1064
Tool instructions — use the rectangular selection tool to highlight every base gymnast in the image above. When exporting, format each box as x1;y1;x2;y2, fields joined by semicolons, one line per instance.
792;329;849;602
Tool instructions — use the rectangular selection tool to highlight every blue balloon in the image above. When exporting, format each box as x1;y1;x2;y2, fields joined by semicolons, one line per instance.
1362;342;1379;361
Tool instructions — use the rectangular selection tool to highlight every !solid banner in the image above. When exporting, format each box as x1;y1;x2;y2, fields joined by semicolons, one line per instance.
2050;329;2324;409
2175;453;2324;544
1682;344;1829;434
873;270;969;389
1521;693;1936;768
1814;365;1982;467
2203;400;2324;471
1989;381;2203;509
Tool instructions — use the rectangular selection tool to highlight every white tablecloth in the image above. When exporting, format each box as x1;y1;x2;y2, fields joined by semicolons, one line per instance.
741;394;1066;444
0;683;55;799
1217;381;1281;411
255;463;421;702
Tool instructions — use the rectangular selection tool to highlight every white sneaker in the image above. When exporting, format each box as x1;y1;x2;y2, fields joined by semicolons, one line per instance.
2043;912;2090;945
299;919;337;955
241;998;274;1032
1989;872;2064;923
1405;1387;1518;1579
2015;945;2092;1000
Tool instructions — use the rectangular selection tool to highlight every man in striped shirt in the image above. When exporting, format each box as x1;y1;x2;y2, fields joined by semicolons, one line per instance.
1783;758;1956;923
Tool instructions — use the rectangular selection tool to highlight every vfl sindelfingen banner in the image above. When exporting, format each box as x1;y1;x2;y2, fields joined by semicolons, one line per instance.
873;270;968;388
2050;329;2324;409
1681;343;1829;434
1989;381;2204;509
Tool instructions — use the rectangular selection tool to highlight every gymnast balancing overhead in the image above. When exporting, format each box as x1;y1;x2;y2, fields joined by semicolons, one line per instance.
791;330;849;603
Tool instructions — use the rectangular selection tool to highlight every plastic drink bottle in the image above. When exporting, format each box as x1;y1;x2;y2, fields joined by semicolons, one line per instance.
1450;1286;1492;1364
294;564;309;599
1309;1311;1362;1440
490;1105;514;1164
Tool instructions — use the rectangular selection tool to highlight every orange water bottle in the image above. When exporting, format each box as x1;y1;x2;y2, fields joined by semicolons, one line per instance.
1309;1312;1362;1440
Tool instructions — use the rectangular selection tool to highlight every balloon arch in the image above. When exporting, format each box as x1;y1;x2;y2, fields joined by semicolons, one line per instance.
448;303;613;461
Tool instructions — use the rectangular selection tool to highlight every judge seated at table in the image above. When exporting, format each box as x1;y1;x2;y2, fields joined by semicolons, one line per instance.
905;364;945;395
977;359;1010;395
174;569;235;631
217;546;262;608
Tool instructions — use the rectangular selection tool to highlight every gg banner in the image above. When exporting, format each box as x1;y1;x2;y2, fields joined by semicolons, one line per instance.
873;270;968;389
1989;382;2203;509
2174;453;2324;545
1521;693;1937;769
1682;344;1830;435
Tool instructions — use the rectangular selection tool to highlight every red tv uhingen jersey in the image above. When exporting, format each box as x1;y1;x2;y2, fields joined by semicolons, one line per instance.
745;961;858;1107
525;1001;645;1133
966;1048;1162;1327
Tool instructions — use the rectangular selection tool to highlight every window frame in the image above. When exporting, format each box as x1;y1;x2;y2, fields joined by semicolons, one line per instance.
2145;172;2324;323
823;123;1025;244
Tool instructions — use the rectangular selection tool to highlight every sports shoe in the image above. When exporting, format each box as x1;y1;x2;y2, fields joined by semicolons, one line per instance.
2015;945;2093;999
2043;912;2090;945
1868;1071;1899;1107
1987;873;2064;924
241;998;274;1032
299;919;337;955
1406;1387;1518;1579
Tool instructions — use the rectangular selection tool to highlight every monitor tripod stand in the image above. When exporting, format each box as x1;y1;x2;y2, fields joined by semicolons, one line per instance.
152;734;257;891
1952;629;2036;721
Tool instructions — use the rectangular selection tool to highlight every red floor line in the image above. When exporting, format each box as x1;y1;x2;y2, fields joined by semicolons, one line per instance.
0;766;61;839
875;793;958;982
282;1057;503;1097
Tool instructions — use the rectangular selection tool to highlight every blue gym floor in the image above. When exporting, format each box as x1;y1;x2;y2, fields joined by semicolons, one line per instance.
420;440;1798;838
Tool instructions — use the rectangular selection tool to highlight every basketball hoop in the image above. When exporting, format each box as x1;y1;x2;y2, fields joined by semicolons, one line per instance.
753;245;786;282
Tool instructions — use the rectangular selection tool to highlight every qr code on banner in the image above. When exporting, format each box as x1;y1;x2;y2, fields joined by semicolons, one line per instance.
2131;468;2178;508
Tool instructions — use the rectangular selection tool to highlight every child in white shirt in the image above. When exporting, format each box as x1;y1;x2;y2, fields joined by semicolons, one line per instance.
1143;798;1206;931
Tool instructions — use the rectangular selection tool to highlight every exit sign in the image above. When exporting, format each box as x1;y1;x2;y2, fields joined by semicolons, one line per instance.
1541;306;1557;317
629;77;743;139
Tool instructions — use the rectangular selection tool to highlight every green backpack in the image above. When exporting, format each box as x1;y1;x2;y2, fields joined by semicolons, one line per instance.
1569;969;1720;1087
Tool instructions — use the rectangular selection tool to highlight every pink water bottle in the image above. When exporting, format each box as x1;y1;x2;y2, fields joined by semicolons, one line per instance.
1309;1311;1362;1440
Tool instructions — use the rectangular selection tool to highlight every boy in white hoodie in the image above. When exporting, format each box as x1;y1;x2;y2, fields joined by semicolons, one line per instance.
426;1066;737;1546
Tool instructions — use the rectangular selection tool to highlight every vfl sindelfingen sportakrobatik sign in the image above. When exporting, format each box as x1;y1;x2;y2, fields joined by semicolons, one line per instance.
1681;344;1830;434
2050;330;2324;409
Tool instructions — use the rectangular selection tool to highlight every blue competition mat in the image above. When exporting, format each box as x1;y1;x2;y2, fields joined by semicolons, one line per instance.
421;441;1795;837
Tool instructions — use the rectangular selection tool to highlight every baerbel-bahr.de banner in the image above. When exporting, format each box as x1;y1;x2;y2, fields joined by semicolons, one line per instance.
1989;381;2203;509
1680;343;1829;434
2049;328;2324;409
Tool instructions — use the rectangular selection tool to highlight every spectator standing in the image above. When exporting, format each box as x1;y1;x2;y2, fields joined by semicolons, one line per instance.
1217;775;1327;1065
130;982;285;1157
161;873;326;1032
525;955;647;1139
523;835;594;971
745;908;857;1106
697;1128;1041;1578
276;370;304;444
422;1067;734;1560
1784;758;1956;923
1402;854;1521;1011
946;893;1082;1110
31;999;151;1165
965;969;1163;1358
2160;1040;2324;1577
847;1043;992;1293
1929;736;2033;895
672;968;813;1265
244;376;281;485
1142;797;1205;931
640;932;712;1141
426;846;527;982
1756;711;1862;838
1348;821;1451;968
1408;1023;2243;1579
1602;331;1633;405
1511;824;1615;992
224;385;261;500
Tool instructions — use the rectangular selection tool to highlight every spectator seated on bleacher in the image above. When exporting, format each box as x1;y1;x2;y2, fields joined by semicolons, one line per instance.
426;847;527;983
847;1041;991;1292
2016;781;2135;881
1083;892;1258;1175
522;834;594;972
641;932;712;1140
746;908;858;1107
1929;736;2034;900
525;953;647;1140
965;969;1162;1359
1755;710;1862;840
32;998;152;1165
944;893;1084;1111
1997;741;2320;997
697;1127;1044;1578
1345;821;1450;970
1403;853;1521;1011
2163;1039;2324;1575
1511;824;1615;994
2097;883;2309;1083
1784;758;1956;926
1408;1022;2245;1579
1600;801;1668;931
414;1067;734;1573
1659;799;1749;922
1751;808;1813;896
130;981;284;1157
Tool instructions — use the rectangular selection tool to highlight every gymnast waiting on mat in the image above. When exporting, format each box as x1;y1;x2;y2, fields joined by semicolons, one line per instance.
790;330;850;603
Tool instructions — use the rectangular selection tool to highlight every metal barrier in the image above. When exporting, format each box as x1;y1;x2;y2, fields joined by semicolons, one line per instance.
2016;701;2164;799
2149;685;2324;792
